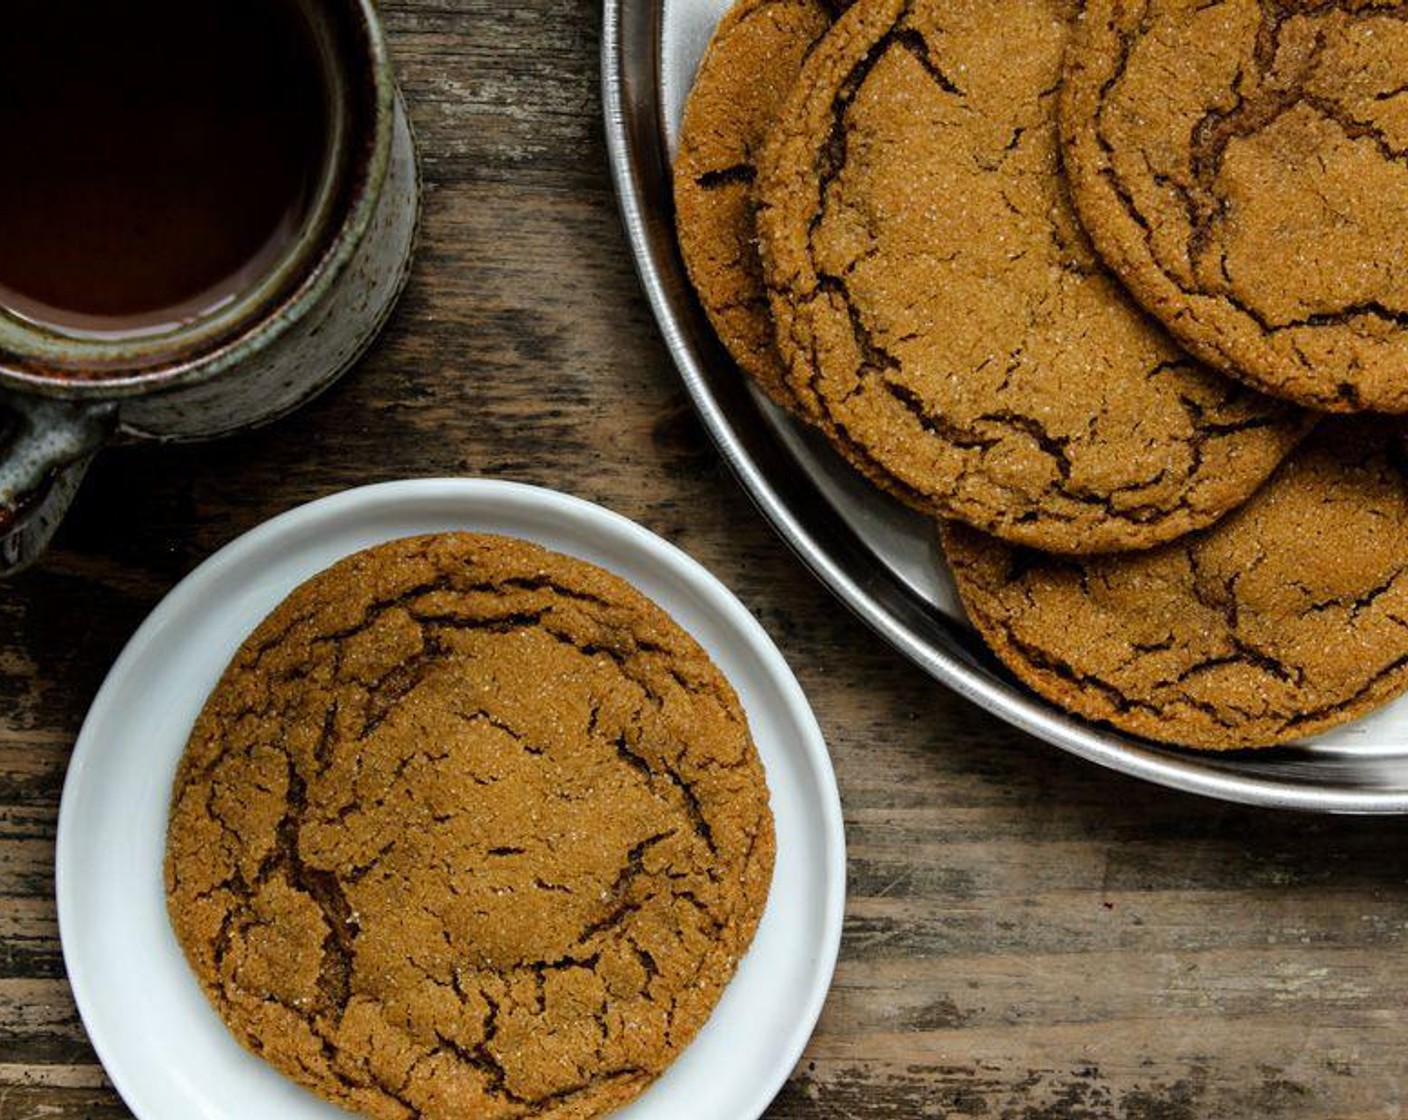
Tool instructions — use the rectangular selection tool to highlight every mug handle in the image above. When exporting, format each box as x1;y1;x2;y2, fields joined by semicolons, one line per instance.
0;390;115;576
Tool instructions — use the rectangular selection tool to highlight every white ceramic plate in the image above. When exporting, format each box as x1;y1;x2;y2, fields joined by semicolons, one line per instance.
56;480;845;1120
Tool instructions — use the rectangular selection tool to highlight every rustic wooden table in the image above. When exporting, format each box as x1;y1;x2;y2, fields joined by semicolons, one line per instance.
3;4;1406;1118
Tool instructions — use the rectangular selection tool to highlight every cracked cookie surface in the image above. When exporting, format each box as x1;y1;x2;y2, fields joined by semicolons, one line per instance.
674;0;845;407
1061;0;1408;413
756;0;1308;555
165;533;774;1120
944;421;1408;749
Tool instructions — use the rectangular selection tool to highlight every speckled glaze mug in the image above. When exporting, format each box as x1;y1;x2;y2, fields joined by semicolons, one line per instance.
0;0;419;576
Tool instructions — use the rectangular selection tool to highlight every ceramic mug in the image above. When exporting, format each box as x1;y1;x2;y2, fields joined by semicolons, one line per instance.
0;0;420;576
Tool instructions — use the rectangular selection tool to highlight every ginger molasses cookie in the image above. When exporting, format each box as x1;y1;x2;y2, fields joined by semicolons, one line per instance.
756;0;1309;555
674;0;844;406
1062;0;1408;413
166;533;774;1120
944;421;1408;750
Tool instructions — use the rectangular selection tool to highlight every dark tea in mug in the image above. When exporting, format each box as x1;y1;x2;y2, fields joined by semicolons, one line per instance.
0;0;330;342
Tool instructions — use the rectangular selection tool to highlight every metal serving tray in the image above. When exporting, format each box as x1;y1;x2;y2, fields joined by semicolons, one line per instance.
602;0;1408;813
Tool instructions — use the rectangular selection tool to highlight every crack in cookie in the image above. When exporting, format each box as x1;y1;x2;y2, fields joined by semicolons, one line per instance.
166;533;774;1120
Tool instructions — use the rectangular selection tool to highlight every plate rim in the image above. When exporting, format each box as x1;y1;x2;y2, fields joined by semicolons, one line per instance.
55;477;847;1120
600;0;1408;815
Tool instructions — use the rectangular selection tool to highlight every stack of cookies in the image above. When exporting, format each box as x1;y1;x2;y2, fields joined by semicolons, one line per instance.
674;0;1408;751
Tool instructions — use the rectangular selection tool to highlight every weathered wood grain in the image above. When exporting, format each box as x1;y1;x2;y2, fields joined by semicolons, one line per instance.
1;2;1407;1118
